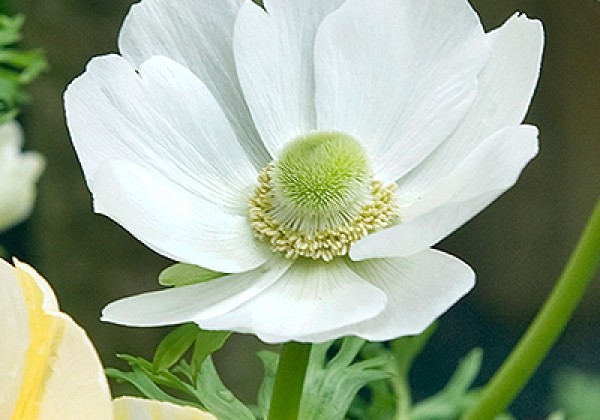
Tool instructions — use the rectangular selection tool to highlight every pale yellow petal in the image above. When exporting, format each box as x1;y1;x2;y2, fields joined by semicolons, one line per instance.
9;259;113;420
0;259;29;418
112;397;216;420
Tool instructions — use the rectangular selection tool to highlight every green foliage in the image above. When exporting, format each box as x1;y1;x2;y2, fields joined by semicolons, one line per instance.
107;325;248;419
351;324;515;420
152;323;199;372
551;368;600;419
351;324;438;419
108;321;518;420
191;329;231;378
106;355;199;408
0;14;47;123
193;357;255;420
158;262;225;287
255;338;390;420
300;337;391;420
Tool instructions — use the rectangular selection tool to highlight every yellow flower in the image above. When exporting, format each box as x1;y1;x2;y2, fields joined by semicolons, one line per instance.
0;258;214;420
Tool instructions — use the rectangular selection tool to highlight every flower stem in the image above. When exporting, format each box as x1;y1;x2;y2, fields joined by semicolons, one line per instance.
268;341;312;420
463;198;600;419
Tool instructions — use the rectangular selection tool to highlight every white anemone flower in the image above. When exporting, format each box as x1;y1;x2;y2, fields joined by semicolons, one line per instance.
0;120;45;232
0;257;215;419
65;0;543;343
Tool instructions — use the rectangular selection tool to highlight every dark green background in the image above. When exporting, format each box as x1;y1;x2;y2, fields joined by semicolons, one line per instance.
2;0;599;417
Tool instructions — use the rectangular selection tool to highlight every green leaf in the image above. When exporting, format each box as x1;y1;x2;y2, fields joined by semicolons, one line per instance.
106;367;197;408
191;329;231;378
0;14;47;119
194;356;256;420
153;324;200;372
117;354;194;395
107;344;256;418
256;350;279;418
0;15;23;46
299;338;391;420
353;324;437;419
158;263;226;287
552;368;600;418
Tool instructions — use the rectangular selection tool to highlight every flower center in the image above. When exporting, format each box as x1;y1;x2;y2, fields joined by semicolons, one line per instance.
249;131;398;261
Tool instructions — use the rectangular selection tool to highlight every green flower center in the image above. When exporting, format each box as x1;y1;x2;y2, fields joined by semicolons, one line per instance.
249;131;398;261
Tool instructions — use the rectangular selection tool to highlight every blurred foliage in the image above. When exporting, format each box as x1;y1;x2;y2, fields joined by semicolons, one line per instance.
106;324;249;419
0;13;46;123
551;368;600;419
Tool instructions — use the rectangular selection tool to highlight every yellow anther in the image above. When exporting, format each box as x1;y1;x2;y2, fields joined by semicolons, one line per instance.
249;165;399;261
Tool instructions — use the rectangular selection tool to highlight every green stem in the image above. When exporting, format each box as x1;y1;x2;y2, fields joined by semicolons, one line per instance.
463;198;600;419
391;375;411;420
268;341;312;420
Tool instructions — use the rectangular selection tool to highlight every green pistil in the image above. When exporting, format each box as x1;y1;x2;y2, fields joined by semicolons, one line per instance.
271;131;370;233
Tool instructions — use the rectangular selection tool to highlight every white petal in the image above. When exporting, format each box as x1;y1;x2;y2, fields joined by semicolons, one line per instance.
118;0;269;168
113;397;216;420
102;258;291;327
398;13;544;191
65;54;256;214
402;125;539;219
315;0;488;181
351;125;539;259
234;0;345;155
298;250;475;342
199;258;387;343
92;160;270;273
345;250;474;340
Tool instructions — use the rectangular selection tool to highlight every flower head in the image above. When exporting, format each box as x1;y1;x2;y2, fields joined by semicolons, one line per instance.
0;120;44;232
65;0;543;343
0;257;215;419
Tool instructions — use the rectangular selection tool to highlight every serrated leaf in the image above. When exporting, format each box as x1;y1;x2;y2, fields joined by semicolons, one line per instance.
153;324;199;372
117;354;193;395
191;330;231;378
106;367;198;408
299;338;391;420
194;357;255;420
159;263;225;287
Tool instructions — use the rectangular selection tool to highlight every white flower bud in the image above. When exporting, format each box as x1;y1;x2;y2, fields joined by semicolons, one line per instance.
0;120;45;232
